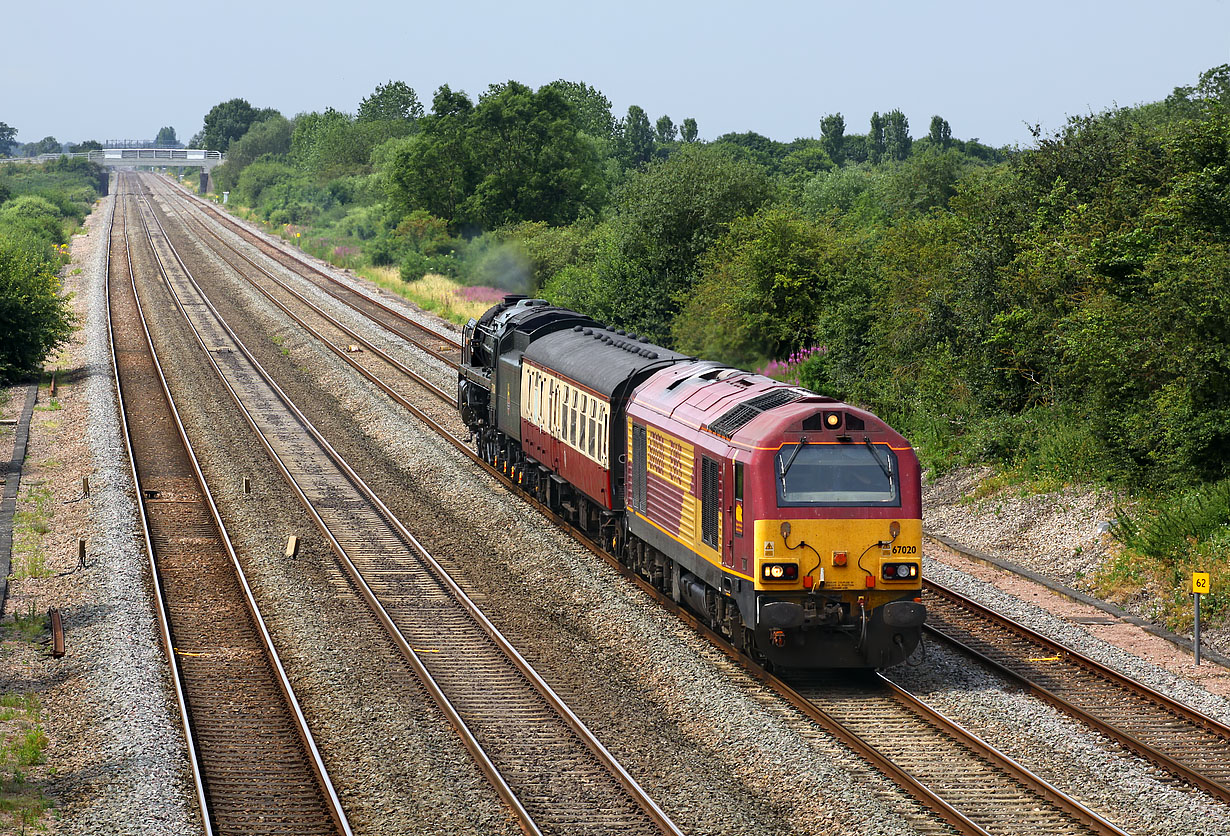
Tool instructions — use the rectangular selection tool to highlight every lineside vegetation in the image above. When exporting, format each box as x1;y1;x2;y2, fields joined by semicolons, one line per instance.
187;67;1230;630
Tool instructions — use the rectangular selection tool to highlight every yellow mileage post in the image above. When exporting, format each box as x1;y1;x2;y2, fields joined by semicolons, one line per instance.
1193;573;1211;665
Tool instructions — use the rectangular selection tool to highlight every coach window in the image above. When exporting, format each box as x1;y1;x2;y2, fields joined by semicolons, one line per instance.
579;393;589;452
587;400;598;458
569;389;578;447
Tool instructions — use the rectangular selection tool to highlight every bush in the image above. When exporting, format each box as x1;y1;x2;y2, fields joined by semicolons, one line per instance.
0;237;75;381
400;251;458;281
0;195;64;244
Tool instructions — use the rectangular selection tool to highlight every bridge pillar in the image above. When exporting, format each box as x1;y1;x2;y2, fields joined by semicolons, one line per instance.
200;169;211;193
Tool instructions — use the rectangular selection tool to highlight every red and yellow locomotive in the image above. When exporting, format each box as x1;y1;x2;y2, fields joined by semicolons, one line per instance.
459;296;925;668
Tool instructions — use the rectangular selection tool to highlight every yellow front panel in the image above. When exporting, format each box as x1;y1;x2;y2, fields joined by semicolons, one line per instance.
753;517;922;604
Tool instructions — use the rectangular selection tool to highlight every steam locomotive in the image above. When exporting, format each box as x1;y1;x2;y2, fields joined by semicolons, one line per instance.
458;296;925;668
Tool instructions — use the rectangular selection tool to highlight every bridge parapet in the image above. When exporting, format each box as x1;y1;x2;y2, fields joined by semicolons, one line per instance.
5;149;224;169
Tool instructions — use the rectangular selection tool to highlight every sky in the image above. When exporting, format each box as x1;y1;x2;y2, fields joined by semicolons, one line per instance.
3;0;1230;150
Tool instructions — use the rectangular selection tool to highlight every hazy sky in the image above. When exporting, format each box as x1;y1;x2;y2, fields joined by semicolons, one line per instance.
4;1;1229;149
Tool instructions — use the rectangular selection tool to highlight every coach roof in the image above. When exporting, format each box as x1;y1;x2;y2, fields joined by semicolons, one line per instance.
524;325;691;399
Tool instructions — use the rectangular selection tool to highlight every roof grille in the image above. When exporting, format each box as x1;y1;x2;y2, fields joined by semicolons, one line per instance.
706;389;805;439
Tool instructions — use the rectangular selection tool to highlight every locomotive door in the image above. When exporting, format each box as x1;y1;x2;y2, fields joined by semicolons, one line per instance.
719;459;735;570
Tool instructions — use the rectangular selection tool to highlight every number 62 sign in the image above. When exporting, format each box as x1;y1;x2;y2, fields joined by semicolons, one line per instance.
1193;573;1211;595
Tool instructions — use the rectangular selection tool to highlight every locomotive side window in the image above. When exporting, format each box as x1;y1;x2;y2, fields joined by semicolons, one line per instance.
775;443;900;507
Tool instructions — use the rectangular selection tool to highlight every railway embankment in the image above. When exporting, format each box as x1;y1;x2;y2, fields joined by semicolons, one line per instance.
923;467;1230;690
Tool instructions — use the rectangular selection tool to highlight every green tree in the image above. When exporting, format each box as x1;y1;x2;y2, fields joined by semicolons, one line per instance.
680;117;698;143
69;140;103;153
357;80;424;122
212;115;293;192
386;85;476;225
673;206;862;366
464;81;605;227
885;109;911;160
547;145;775;341
928;115;952;147
542;80;614;138
155;126;178;147
655;115;677;143
616;105;655;168
0;122;16;156
198;99;277;152
820;113;846;165
27;137;62;156
868;112;885;163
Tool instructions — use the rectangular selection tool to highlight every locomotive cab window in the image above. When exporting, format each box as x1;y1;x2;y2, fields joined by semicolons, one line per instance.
775;442;900;507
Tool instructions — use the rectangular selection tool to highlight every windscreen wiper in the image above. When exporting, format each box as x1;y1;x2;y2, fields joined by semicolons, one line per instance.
864;436;892;484
780;436;807;486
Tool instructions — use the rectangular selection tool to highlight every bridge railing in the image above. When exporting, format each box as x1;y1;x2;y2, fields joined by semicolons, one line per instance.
2;149;223;165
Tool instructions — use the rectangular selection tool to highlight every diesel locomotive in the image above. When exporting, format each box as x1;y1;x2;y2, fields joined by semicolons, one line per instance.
458;296;926;668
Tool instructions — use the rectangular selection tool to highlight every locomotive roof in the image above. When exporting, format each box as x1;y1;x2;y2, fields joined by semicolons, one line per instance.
523;325;691;399
628;361;909;449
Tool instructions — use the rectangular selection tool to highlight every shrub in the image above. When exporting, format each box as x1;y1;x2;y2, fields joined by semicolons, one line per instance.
400;251;458;281
0;237;75;381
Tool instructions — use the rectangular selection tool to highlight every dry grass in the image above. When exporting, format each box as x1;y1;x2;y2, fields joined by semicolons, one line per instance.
355;268;493;325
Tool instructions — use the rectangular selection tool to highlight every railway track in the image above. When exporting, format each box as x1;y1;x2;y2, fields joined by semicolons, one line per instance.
109;174;351;835
136;175;1152;834
920;579;1230;802
173;186;461;362
133;175;682;836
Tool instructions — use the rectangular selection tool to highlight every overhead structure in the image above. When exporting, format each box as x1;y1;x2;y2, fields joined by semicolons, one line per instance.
16;148;223;171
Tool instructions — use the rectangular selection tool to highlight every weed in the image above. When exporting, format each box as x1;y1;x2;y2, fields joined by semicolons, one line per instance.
0;688;51;830
1099;479;1230;628
270;334;284;346
5;610;47;644
11;486;53;580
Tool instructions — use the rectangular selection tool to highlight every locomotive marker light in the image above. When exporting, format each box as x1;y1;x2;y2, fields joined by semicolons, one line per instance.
1193;572;1210;665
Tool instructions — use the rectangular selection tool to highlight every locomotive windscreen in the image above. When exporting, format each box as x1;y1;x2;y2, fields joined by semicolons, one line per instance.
774;443;900;507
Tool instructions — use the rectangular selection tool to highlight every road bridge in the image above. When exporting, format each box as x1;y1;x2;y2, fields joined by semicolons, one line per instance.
10;149;223;169
8;148;225;189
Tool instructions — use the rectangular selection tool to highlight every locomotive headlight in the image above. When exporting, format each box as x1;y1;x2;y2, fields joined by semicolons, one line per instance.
761;562;799;582
881;562;920;581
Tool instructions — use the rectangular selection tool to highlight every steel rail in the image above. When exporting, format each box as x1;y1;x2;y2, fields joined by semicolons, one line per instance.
134;176;683;836
922;578;1230;802
113;175;352;835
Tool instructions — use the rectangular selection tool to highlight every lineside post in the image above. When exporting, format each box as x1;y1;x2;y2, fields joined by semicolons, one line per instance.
1193;572;1210;666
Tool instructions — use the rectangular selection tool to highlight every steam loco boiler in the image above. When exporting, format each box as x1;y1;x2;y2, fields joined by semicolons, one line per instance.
458;296;926;668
